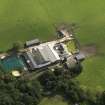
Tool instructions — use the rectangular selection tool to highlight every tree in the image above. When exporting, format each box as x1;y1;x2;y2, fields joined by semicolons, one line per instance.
0;92;14;105
12;41;23;52
96;91;105;105
0;71;43;105
39;71;57;93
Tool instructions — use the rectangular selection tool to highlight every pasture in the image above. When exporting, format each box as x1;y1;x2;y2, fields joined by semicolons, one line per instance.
0;0;105;103
39;96;67;105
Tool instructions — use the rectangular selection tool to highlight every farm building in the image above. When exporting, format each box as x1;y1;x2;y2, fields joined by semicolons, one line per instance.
22;40;69;70
0;28;85;74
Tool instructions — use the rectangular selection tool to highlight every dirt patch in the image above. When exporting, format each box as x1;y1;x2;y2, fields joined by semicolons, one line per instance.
81;44;97;57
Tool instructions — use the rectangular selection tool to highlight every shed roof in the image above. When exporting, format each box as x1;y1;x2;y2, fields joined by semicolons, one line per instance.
26;39;40;47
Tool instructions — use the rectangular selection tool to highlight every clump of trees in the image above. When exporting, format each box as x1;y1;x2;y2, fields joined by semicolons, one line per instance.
38;69;105;105
0;67;105;105
13;41;23;50
38;70;89;104
96;91;105;105
7;41;24;54
0;70;43;105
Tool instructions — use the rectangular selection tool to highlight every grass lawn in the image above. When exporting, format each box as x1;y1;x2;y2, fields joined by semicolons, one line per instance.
39;95;67;105
0;0;105;101
76;56;105;93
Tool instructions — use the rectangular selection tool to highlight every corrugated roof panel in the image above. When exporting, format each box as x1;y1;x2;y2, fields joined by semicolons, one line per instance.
39;45;57;62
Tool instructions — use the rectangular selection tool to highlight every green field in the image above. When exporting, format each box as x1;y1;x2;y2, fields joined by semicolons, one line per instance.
0;0;105;104
39;96;67;105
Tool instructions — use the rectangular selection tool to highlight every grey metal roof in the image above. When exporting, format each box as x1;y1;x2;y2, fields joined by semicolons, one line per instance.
22;52;36;70
26;39;40;47
75;53;85;61
23;50;51;70
39;45;58;63
26;52;38;68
